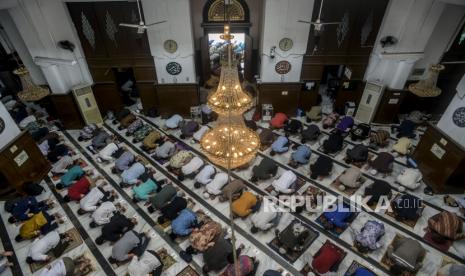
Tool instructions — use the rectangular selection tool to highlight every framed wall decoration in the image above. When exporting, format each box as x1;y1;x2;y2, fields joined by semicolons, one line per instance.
164;39;178;54
452;107;465;127
275;60;291;75
166;62;182;75
279;38;293;51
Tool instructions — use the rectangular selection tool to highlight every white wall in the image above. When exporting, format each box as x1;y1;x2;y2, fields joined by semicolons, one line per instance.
0;101;21;150
437;76;465;147
141;0;196;84
259;0;314;83
6;0;92;94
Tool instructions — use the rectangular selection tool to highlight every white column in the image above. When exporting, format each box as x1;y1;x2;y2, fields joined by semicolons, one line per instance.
141;0;196;84
259;0;314;83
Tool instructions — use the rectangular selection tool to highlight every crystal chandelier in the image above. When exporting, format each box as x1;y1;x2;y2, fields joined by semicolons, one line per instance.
408;64;445;97
200;25;260;169
13;66;50;102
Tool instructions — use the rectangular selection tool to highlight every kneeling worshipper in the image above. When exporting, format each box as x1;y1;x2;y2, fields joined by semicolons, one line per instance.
121;162;146;187
63;175;100;202
168;150;194;173
274;222;310;254
231;191;259;218
250;203;281;233
353;220;385;253
259;128;276;148
387;236;425;273
219;179;245;202
336;166;363;191
426;211;464;243
112;108;131;124
26;230;72;263
250;158;278;182
204;172;229;197
96;140;120;163
132;124;153;143
165;114;183;129
322;112;339;129
271;170;297;195
336;116;354;133
90;201;122;228
157;196;188;224
169;208;199;240
396;168;422;190
222;255;259;276
437;263;465;276
179;120;199;139
301;124;321;144
284;119;303;135
202;238;242;274
6;196;54;224
15;211;62;242
47;144;70;163
109;231;150;264
310;155;333;180
56;165;85;189
392;137;413;156
364;179;392;206
153;140;176;160
345;144;369;165
194;165;216;189
141;130;164;152
38;136;60;156
38;256;89;276
270;112;288;129
133;178;166;202
77;123;98;141
78;181;117;214
112;150;135;174
322;131;344;154
95;213;137;245
311;241;346;274
118;113;137;130
289;145;311;168
179;156;204;181
91;130;112;150
392;119;416;139
128;250;164;276
350;123;371;141
391;194;422;222
368;152;395;176
193;125;210;142
125;119;143;136
369;130;390;150
51;155;74;175
179;220;223;262
306;106;322;122
270;136;290;156
320;204;356;231
147;184;179;213
0;251;13;273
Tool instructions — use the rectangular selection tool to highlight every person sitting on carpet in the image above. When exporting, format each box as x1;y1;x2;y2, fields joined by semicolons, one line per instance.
369;130;390;150
15;211;62;242
125;119;143;136
396;168;422;190
322;131;344;154
204;172;229;197
51;155;74;175
157;196;188;224
141;130;164;152
202;238;243;274
127;250;164;276
391;119;416;139
259;128;276;148
337;166;363;191
91;130;112;150
133;178;166;202
168;150;194;173
284;119;303;135
391;194;422;222
392;137;413;156
301;124;321;144
321;204;356;230
6;196;54;224
78;180;117;215
311;241;345;274
97;140;120;163
367;152;394;176
222;255;259;276
364;179;392;207
306;106;322;122
180;220;223;262
289;145;311;168
77;123;98;142
96;213;137;245
322;112;339;129
180;120;199;139
353;220;385;253
193;125;209;142
345;144;369;165
310;155;333;180
387;236;425;273
426;211;465;243
231;191;259;218
179;156;204;181
271;170;297;195
56;165;85;189
169;208;199;240
219;179;245;202
112;150;135;174
275;222;310;254
26;230;72;263
251;203;281;233
270;136;290;156
63;174;101;202
121;162;146;187
164;114;183;129
147;185;179;213
270;113;288;129
437;263;465;276
118;113;137;131
153;140;176;160
250;158;278;182
194;165;216;188
90;201;125;228
47;144;70;163
109;230;151;264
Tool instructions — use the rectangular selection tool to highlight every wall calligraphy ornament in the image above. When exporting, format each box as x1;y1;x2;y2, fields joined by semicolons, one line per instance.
275;60;291;75
166;62;182;75
453;107;465;127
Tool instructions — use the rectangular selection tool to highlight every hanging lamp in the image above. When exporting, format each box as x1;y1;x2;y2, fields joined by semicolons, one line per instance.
13;66;50;102
408;64;445;97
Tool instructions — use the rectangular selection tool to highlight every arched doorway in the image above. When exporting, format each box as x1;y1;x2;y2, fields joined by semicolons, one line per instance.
200;0;253;83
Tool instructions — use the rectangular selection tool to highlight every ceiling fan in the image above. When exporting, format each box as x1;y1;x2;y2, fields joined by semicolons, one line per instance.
298;0;341;35
119;0;166;34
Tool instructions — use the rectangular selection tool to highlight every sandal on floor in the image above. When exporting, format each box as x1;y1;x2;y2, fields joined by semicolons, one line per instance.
444;195;459;207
